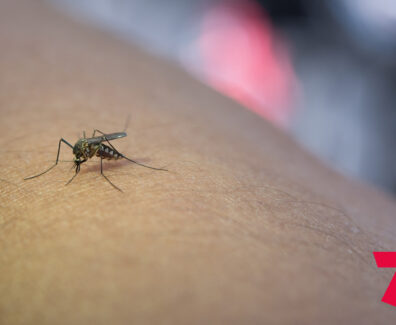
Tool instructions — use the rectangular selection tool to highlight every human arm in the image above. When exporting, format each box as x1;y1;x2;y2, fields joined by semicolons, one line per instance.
1;1;396;324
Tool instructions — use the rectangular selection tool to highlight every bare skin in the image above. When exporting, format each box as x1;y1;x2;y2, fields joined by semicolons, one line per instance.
0;1;395;324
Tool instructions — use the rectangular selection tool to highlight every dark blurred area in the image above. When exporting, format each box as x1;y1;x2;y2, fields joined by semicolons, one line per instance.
51;0;396;195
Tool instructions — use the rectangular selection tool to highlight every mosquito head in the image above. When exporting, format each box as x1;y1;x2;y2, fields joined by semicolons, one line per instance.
73;139;89;159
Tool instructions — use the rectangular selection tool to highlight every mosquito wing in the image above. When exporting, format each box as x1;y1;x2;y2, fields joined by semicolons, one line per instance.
86;132;127;144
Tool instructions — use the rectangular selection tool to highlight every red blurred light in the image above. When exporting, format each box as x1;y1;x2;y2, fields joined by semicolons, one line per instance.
198;1;297;127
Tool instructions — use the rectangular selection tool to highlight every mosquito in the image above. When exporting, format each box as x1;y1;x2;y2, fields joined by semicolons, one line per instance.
24;129;167;191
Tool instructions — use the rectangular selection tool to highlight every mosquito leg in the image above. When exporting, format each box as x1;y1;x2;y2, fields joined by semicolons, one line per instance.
24;138;74;180
92;129;126;158
95;130;118;151
65;159;86;186
65;168;79;186
100;155;122;192
121;155;167;171
93;129;167;171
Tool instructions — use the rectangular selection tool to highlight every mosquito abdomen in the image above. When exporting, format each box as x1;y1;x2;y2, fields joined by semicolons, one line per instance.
96;144;122;160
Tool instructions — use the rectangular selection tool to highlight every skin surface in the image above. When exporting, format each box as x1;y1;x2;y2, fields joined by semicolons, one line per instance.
0;0;395;324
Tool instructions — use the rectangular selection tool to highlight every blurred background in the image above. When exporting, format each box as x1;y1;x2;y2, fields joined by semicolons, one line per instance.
50;0;396;196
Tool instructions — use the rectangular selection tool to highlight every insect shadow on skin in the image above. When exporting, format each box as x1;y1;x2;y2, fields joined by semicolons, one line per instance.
24;129;167;192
